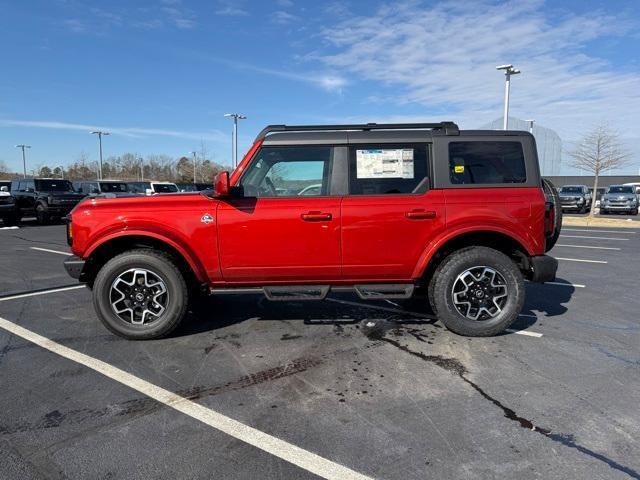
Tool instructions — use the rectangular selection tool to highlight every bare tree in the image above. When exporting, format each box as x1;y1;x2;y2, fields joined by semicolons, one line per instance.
0;160;10;177
567;124;632;216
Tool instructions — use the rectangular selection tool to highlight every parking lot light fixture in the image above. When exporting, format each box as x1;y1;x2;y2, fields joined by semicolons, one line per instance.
90;131;110;180
15;144;31;178
496;64;521;130
224;113;247;168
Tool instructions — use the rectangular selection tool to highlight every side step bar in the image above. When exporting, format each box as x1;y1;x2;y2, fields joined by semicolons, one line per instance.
210;284;415;301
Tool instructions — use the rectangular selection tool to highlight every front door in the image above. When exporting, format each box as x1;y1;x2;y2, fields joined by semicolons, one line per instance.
217;145;341;282
341;142;446;280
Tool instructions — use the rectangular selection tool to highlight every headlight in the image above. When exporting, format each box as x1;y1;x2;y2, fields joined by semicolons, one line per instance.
577;198;584;203
48;195;58;205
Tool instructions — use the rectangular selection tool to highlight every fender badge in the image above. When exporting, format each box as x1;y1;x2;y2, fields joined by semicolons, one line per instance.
201;213;214;224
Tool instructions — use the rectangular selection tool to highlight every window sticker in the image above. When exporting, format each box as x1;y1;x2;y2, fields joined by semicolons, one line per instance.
356;149;414;179
454;165;465;173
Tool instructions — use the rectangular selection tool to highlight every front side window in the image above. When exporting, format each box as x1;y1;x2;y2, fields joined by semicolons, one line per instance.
240;146;332;197
348;144;429;195
449;141;526;184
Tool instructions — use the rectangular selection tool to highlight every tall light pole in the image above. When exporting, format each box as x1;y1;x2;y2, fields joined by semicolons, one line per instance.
224;113;246;168
189;151;197;183
496;64;521;130
91;131;110;180
15;145;31;178
525;119;535;134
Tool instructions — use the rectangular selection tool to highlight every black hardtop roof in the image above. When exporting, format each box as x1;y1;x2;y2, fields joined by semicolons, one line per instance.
260;122;532;145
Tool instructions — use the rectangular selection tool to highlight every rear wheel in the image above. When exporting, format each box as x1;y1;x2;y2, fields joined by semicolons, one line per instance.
93;249;189;340
428;246;524;337
35;204;50;225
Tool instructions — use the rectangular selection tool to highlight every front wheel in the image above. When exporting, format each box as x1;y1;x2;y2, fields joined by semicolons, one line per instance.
92;249;189;340
428;247;524;337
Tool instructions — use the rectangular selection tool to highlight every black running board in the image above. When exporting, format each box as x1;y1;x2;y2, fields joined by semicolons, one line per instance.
210;284;414;301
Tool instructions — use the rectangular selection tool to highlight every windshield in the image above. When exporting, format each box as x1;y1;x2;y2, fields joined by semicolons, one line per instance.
607;186;633;194
35;179;74;192
560;186;582;193
100;182;128;193
152;183;178;193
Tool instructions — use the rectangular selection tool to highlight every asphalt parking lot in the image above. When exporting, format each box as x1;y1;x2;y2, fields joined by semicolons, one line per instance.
1;222;639;479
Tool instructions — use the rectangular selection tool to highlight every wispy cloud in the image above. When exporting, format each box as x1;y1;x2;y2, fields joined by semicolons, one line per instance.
59;1;196;33
172;48;347;93
271;10;299;25
313;0;640;139
0;119;227;143
214;0;249;17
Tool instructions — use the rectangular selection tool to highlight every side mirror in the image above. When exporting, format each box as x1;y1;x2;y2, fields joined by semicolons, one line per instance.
145;188;153;195
214;171;230;197
0;186;7;192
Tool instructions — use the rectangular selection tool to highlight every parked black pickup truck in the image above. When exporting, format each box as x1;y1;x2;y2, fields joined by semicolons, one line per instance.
11;178;86;224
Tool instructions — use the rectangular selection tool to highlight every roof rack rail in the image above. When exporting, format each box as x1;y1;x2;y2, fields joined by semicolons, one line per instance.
255;121;459;141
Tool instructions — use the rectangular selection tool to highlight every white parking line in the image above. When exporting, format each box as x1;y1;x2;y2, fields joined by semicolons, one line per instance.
30;246;70;256
562;228;635;234
0;285;86;302
559;235;628;241
555;257;608;264
505;328;543;338
544;281;585;288
555;244;620;251
0;316;373;480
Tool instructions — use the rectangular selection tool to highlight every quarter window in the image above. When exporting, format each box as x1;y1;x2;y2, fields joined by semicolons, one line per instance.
449;142;526;184
240;146;332;197
348;144;429;195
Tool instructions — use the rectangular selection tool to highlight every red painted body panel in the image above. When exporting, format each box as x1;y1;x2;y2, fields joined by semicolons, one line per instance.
70;141;548;287
71;193;221;282
341;191;447;279
216;196;341;282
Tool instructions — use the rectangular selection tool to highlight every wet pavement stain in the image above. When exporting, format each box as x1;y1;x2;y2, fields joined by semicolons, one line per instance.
0;356;322;435
380;334;640;480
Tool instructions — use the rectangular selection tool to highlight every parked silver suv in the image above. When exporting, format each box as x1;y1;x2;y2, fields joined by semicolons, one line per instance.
600;185;638;215
559;185;592;213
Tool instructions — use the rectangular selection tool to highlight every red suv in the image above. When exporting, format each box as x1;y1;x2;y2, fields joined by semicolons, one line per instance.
64;122;561;340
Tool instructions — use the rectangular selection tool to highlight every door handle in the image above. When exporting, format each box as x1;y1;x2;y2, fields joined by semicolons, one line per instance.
301;211;332;222
405;209;436;220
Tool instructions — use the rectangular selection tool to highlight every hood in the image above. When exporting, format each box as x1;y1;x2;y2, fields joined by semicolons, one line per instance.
559;192;584;199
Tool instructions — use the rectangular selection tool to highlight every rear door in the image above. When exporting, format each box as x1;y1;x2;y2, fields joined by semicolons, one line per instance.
340;142;446;280
217;145;342;282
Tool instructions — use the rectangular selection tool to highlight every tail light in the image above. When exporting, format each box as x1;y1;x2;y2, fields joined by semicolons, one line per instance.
64;215;73;246
545;202;555;235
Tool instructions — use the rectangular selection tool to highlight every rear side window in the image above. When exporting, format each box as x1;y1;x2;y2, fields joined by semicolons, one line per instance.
449;142;526;184
348;144;429;195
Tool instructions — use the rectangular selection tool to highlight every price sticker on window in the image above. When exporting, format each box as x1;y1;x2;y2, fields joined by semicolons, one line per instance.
454;165;465;174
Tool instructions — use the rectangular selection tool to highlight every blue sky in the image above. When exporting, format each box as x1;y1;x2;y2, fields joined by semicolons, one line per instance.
1;0;639;176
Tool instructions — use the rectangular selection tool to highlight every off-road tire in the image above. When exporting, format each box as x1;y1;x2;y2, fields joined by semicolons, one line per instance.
542;179;562;251
428;246;524;337
93;249;189;340
35;204;50;225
